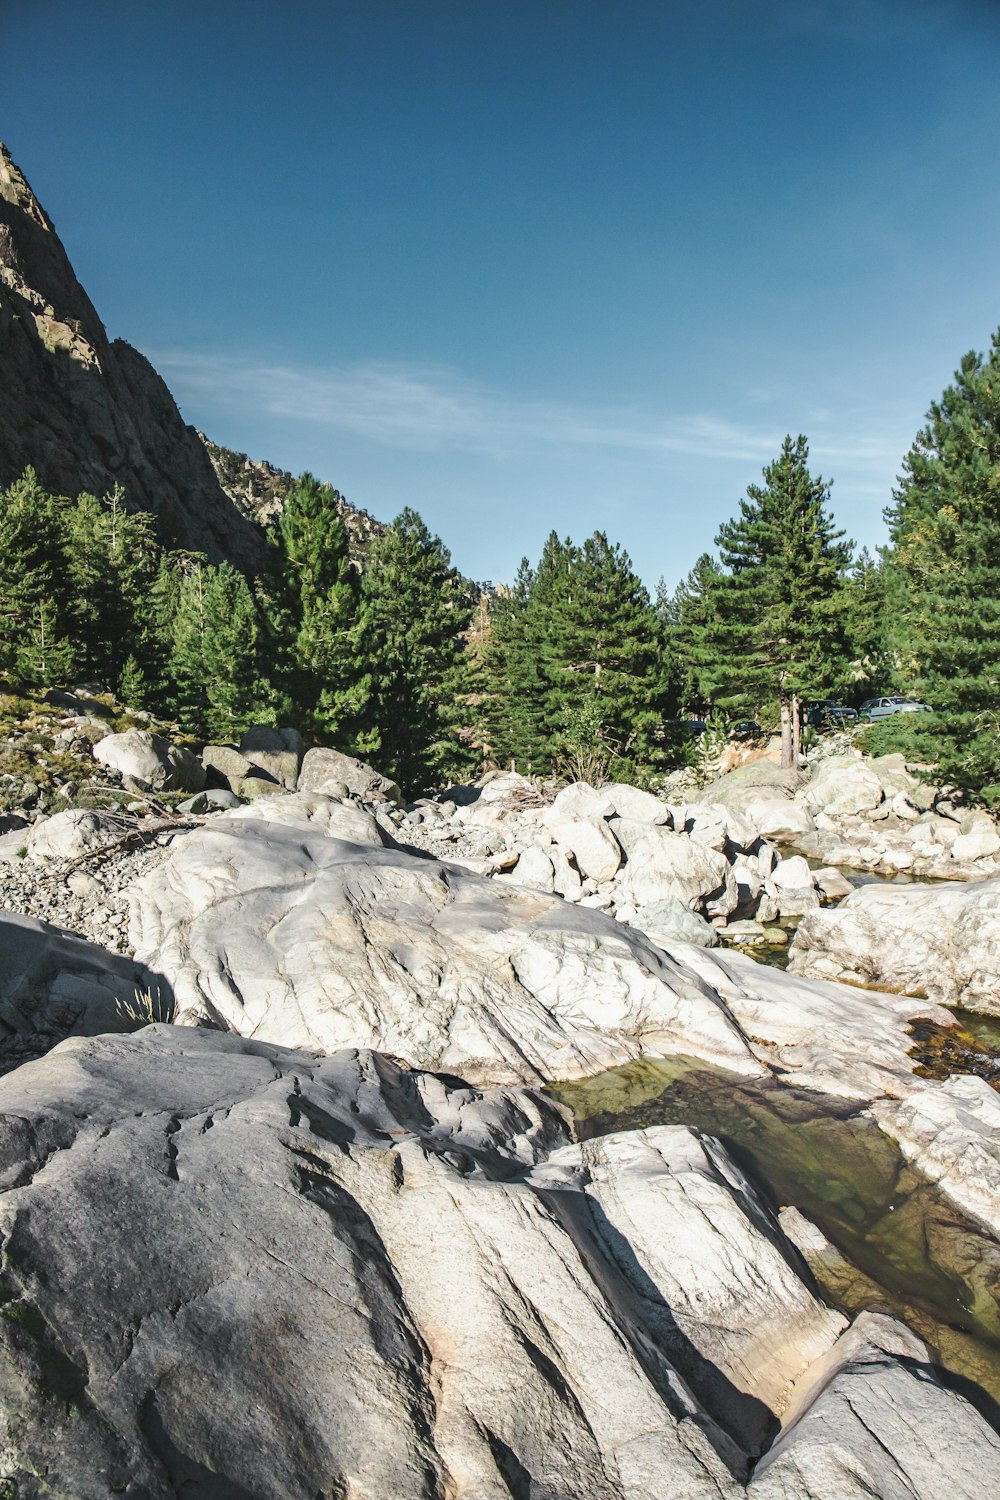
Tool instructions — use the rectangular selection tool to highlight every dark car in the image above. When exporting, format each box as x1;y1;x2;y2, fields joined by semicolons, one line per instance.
729;719;763;741
804;700;859;728
660;718;708;744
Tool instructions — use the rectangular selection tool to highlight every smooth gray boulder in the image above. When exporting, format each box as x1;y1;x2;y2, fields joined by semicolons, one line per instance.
298;745;401;803
628;896;719;949
750;1313;1000;1499
200;742;253;784
551;815;623;883
502;842;556;892
0;1027;993;1498
953;812;1000;862
744;797;817;843
543;779;615;823
602;782;671;825
204;787;242;809
93;728;206;793
789;877;1000;1014
699;762;804;811
224;788;387;845
231;773;287;801
615;827;738;919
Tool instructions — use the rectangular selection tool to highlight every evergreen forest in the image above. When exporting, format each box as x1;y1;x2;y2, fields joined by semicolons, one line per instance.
4;326;1000;802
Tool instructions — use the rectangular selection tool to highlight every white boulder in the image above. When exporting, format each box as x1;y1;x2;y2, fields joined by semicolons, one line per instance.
745;798;817;843
551;816;622;883
801;756;884;817
616;827;738;919
25;808;133;863
93;728;206;792
128;812;758;1084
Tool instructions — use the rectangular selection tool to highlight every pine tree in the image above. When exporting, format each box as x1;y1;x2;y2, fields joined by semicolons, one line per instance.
551;532;666;775
60;486;159;691
843;547;892;695
483;531;669;780
262;473;370;737
884;329;1000;795
482;538;570;772
665;552;724;714
0;469;75;685
355;508;474;795
168;562;263;739
688;436;853;764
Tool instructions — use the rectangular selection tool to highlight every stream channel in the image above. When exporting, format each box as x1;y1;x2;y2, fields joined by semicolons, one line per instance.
549;861;1000;1421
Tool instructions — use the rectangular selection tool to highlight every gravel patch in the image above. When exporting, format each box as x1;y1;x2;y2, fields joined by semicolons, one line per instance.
0;837;176;954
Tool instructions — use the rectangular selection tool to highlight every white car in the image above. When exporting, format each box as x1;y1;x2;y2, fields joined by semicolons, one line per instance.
858;696;933;721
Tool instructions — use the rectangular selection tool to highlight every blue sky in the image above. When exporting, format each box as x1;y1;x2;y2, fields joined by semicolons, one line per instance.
6;0;1000;588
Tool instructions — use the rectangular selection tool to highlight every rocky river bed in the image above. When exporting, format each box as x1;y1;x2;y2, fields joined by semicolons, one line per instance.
2;727;1000;1493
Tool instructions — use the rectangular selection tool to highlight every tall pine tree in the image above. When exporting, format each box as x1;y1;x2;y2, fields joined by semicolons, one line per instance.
60;486;159;692
665;552;724;715
884;328;1000;795
483;531;669;779
0;470;75;685
168;562;263;739
355;508;473;795
689;436;852;764
262;473;370;738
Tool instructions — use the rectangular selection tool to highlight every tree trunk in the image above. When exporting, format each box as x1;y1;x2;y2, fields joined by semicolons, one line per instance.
791;693;801;766
780;694;793;769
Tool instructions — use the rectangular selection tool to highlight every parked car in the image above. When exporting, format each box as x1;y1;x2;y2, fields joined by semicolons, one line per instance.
858;696;933;721
729;719;763;741
661;718;708;742
804;699;859;728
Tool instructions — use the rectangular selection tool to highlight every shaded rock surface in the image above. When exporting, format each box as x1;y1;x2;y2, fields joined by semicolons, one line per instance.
0;909;149;1073
0;1026;994;1499
298;745;402;803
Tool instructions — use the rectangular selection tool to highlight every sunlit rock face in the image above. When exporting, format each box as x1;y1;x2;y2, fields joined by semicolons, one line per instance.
790;877;1000;1016
0;1026;995;1499
128;807;758;1085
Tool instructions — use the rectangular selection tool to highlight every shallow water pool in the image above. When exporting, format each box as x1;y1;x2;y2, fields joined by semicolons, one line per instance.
550;1055;1000;1414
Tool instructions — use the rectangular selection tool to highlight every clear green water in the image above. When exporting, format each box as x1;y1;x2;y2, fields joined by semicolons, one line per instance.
550;1056;1000;1415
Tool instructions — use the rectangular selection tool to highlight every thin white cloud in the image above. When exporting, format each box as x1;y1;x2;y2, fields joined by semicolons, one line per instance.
154;349;788;465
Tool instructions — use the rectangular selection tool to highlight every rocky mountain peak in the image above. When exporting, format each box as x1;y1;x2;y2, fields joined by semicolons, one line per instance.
0;140;51;224
0;142;265;568
0;142;106;368
0;142;387;572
